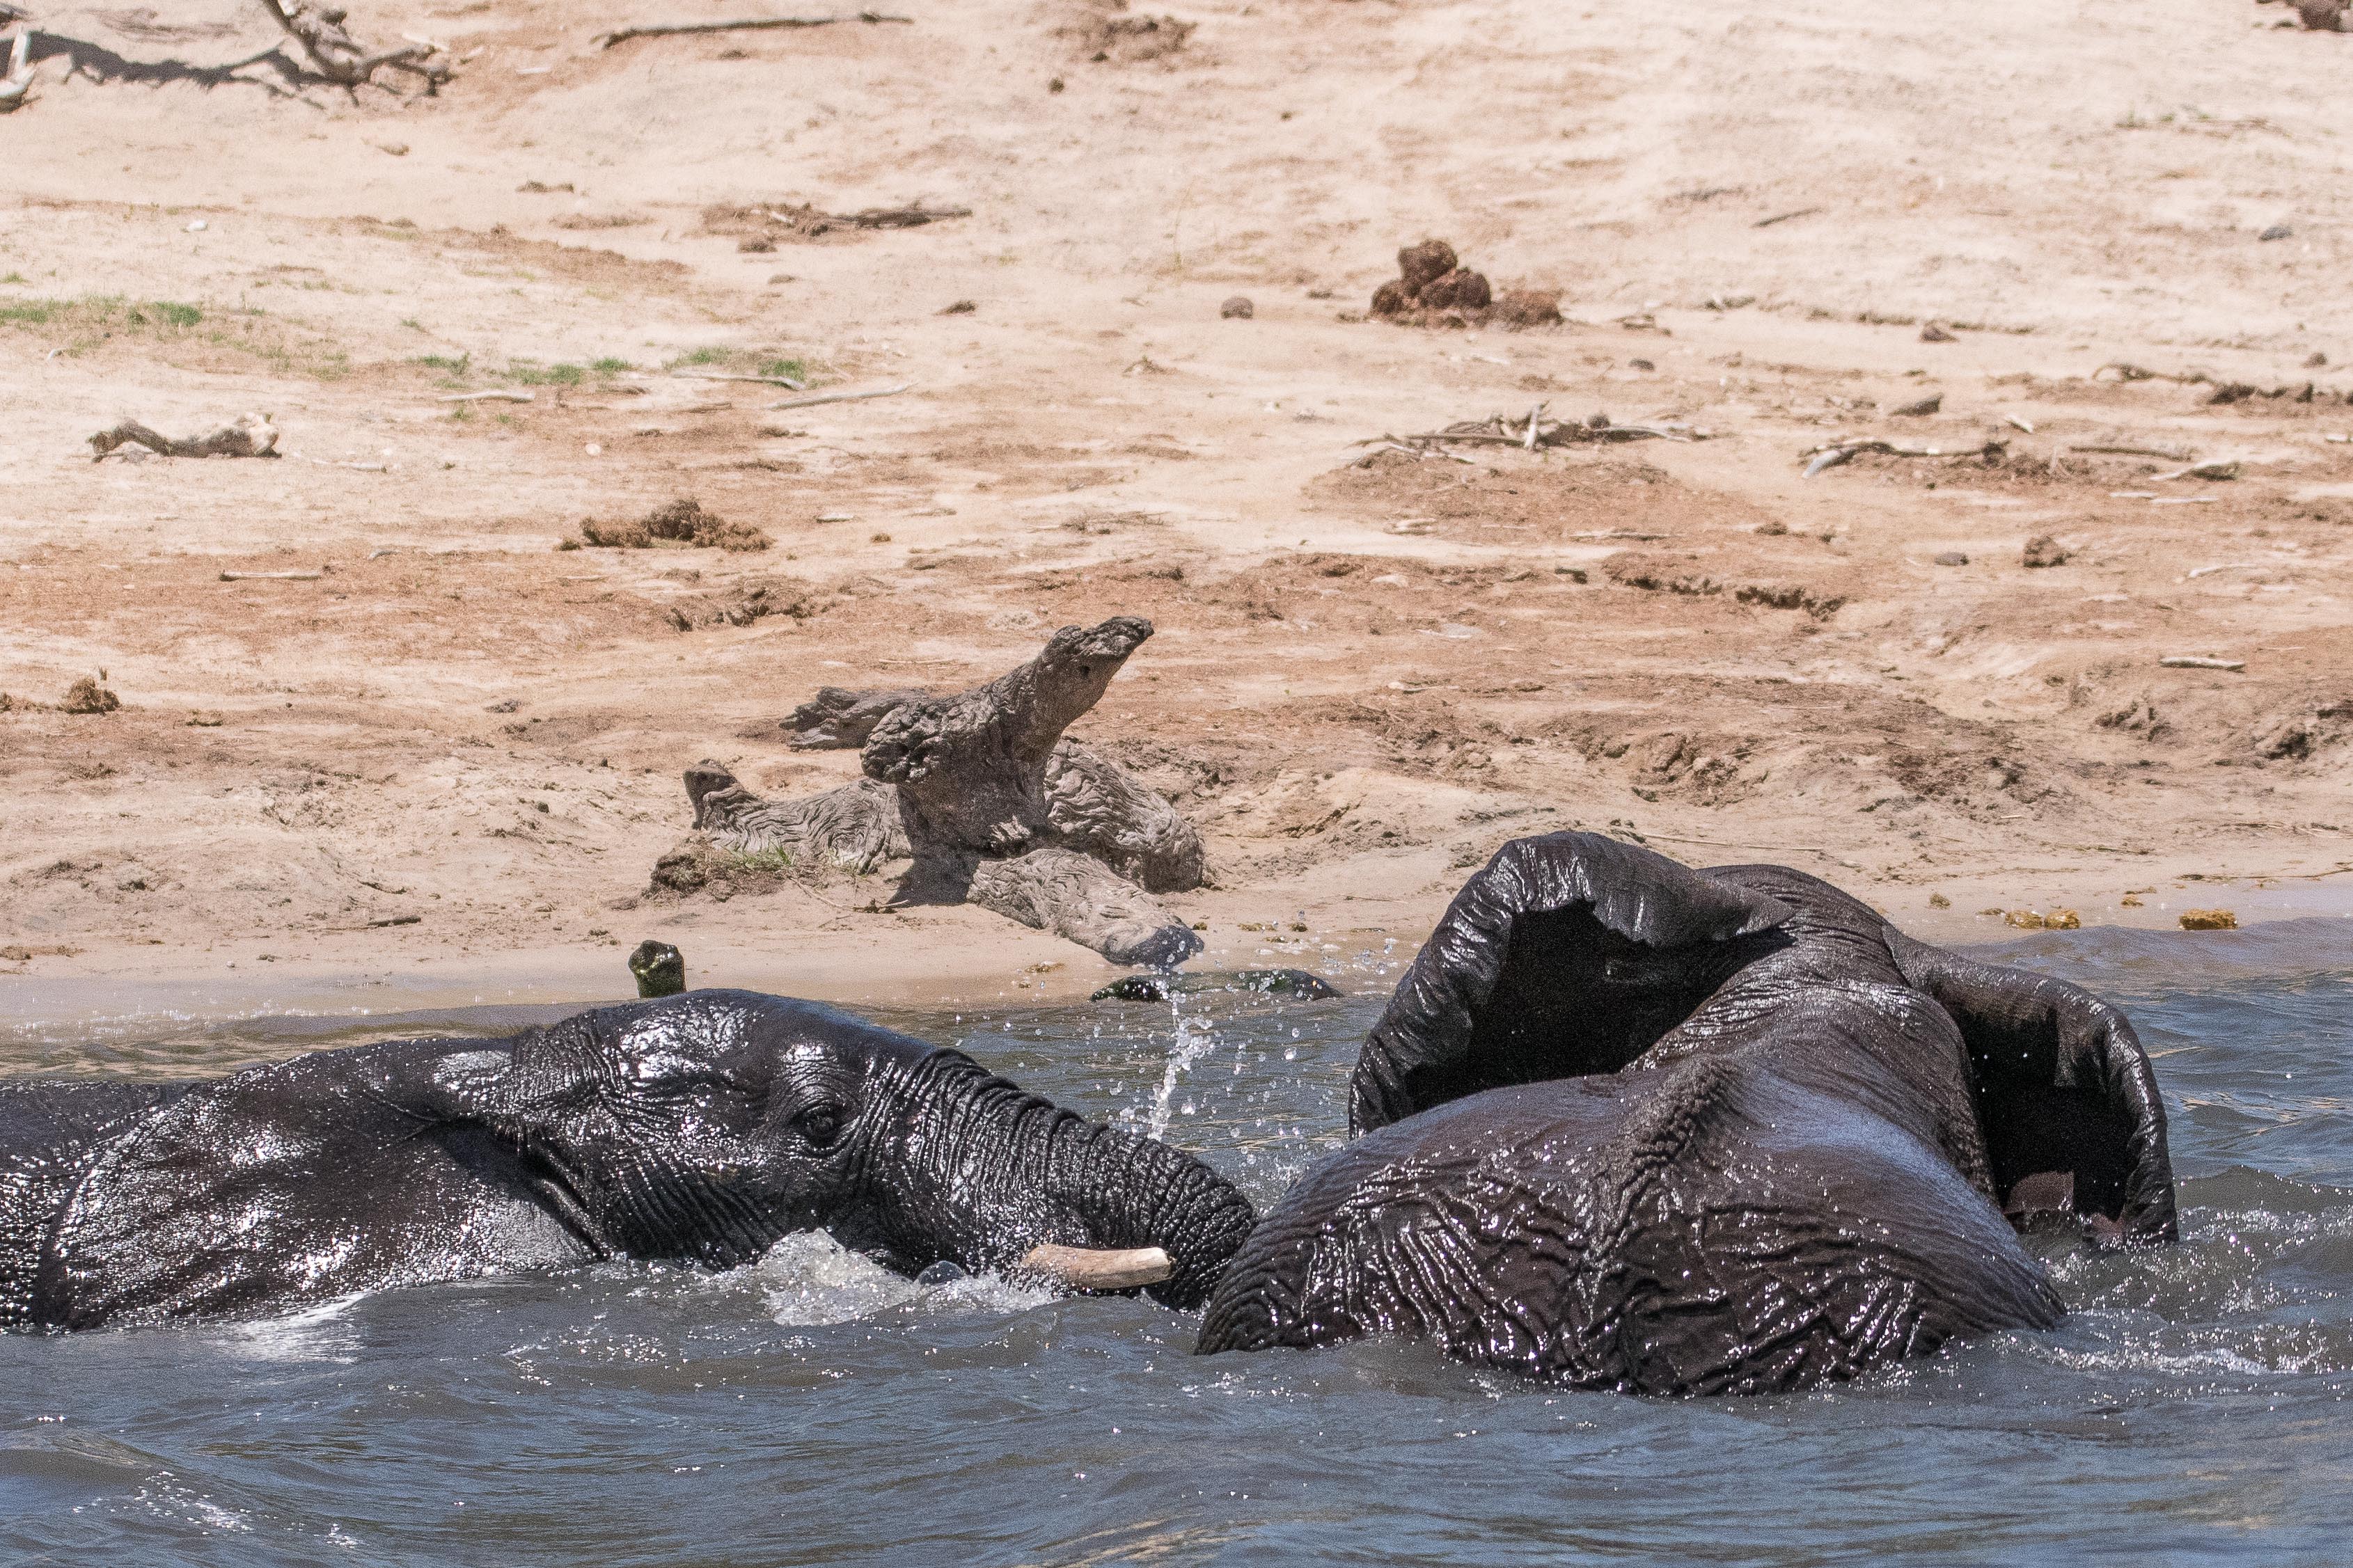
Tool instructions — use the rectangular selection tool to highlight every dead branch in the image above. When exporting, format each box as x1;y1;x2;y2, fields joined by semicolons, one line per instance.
830;203;969;230
597;11;911;49
766;382;913;411
1359;409;1710;453
2068;443;2194;461
439;389;535;404
671;370;808;390
258;0;450;90
89;413;279;461
1801;436;2006;477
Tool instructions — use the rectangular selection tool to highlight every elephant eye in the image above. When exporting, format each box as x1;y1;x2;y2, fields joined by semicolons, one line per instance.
796;1105;846;1148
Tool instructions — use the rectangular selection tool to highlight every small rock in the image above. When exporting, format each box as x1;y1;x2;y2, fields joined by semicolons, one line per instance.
1933;550;1969;567
2306;351;2329;368
629;939;686;997
940;299;977;315
2259;223;2295;242
1092;974;1170;1001
2296;0;2346;28
2022;534;2072;569
1220;295;1254;319
1048;77;1065;93
1628;358;1655;372
485;698;521;713
1892;393;1943;417
1919;322;1956;343
2178;908;2238;931
1928;893;1951;909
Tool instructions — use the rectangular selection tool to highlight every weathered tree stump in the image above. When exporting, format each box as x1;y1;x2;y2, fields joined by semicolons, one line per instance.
666;617;1208;966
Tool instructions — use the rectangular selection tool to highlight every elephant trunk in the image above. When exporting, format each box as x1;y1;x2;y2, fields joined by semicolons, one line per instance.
905;1053;1256;1309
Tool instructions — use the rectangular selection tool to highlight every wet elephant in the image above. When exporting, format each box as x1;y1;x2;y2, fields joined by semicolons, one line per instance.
1197;832;2176;1394
0;990;1256;1330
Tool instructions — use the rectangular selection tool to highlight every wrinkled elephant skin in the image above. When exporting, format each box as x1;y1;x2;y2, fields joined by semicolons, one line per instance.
1197;832;2178;1394
0;990;1255;1331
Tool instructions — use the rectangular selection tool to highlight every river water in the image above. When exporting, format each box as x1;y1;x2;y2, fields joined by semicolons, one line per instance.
3;917;2350;1565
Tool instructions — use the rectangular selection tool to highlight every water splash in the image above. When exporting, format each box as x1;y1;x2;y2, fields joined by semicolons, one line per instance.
1142;987;1221;1140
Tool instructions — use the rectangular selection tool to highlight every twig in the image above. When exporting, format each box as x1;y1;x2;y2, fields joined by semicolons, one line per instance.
258;0;450;90
2068;442;2194;461
831;203;969;230
597;12;912;48
439;389;535;403
671;369;808;390
220;571;323;581
1802;437;2005;477
1752;207;1822;229
2158;655;2244;671
2150;460;2240;482
766;382;913;411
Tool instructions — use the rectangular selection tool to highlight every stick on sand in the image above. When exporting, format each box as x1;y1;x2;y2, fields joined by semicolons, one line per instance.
598;13;912;49
766;383;913;411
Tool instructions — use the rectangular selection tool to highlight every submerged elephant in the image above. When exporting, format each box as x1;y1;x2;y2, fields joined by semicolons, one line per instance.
1197;832;2176;1394
0;991;1254;1331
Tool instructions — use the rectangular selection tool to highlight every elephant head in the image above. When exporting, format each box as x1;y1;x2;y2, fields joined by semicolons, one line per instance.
427;989;1255;1307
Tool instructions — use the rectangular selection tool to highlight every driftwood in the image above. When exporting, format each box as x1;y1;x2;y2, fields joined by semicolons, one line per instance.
89;413;279;460
765;383;912;411
787;685;933;749
829;204;968;230
258;1;450;90
672;369;808;390
1;24;31;112
597;11;911;49
1802;436;2007;477
670;619;1209;967
1360;409;1710;455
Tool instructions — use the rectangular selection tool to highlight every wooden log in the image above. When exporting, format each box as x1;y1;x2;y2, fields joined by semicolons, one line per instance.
684;762;908;872
966;846;1202;968
864;616;1155;858
89;414;279;460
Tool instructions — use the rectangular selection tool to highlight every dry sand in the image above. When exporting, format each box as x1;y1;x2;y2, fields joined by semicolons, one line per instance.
3;0;2350;1020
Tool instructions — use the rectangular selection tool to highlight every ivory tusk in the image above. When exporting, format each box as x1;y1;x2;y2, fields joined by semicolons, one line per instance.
1016;1244;1173;1291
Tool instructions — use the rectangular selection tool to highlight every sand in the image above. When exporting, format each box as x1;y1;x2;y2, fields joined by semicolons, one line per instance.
2;0;2349;1016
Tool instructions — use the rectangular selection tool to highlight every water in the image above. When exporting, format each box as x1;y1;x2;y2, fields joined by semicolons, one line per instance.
3;919;2352;1566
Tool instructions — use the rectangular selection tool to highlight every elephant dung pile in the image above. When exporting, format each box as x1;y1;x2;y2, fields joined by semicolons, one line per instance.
649;616;1209;967
569;497;771;553
1369;240;1562;330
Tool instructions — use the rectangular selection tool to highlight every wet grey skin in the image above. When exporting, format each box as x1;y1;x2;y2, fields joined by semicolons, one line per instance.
1195;831;2178;1395
0;991;1256;1331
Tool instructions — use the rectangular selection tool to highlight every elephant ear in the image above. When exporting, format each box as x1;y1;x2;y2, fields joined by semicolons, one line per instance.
1887;930;2178;1242
1348;832;1793;1134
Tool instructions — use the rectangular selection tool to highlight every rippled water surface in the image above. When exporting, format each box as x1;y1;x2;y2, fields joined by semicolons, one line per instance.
5;919;2352;1565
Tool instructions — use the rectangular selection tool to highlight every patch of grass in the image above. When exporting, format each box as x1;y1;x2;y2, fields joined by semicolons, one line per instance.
2;293;343;375
413;352;471;375
589;356;633;374
661;347;817;378
448;404;474;422
0;272;26;285
400;318;426;331
725;846;798;876
505;360;585;387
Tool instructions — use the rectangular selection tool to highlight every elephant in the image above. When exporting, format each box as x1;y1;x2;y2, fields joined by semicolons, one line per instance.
1195;832;2177;1395
0;990;1256;1331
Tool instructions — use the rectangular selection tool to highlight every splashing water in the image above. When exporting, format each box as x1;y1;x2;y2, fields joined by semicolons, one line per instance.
5;931;2353;1564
